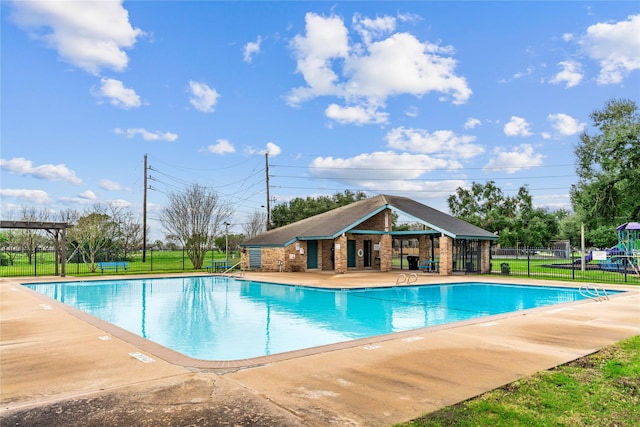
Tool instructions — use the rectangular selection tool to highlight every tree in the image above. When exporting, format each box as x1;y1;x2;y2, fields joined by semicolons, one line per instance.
0;232;12;266
106;204;143;254
65;206;114;271
214;233;244;254
270;190;367;229
448;181;560;246
243;209;267;238
448;182;522;232
160;184;232;269
11;206;52;265
571;99;640;237
67;205;120;271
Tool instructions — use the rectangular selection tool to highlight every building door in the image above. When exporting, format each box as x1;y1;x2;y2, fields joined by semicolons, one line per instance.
347;240;356;268
249;248;261;269
364;240;372;268
307;240;318;269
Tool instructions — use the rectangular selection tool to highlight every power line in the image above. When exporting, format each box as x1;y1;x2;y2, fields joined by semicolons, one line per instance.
271;174;575;182
272;185;570;193
271;162;576;172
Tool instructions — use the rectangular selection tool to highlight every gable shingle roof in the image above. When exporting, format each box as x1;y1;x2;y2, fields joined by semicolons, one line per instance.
242;194;496;247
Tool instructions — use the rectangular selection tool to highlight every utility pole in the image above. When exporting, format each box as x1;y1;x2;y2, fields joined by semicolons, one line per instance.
143;153;148;263
265;152;271;230
581;222;585;272
224;221;230;267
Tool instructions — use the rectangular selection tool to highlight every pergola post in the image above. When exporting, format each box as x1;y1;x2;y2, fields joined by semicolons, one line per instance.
0;221;72;277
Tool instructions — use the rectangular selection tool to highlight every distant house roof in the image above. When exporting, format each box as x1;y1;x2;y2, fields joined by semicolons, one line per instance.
242;194;497;247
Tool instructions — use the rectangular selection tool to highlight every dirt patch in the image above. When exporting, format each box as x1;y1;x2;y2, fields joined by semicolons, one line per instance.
1;377;306;427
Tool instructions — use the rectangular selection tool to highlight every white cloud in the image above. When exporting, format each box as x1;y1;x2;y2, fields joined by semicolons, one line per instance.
547;113;586;136
105;199;131;209
94;78;141;109
78;190;96;200
243;36;262;63
265;142;282;156
207;139;236;155
405;106;418;118
0;189;51;204
309;151;465;197
60;190;113;206
10;0;143;75
483;144;544;174
464;118;481;129
114;127;178;141
344;32;471;104
245;141;282;157
287;13;471;124
325;103;389;125
100;179;126;191
562;33;574;42
0;157;82;184
189;81;219;112
385;127;484;160
352;13;396;45
512;66;535;80
287;13;349;105
504;116;533;137
580;14;640;84
534;194;572;211
550;60;583;88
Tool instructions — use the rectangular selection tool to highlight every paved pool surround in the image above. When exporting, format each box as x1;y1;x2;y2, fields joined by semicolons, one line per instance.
2;272;639;426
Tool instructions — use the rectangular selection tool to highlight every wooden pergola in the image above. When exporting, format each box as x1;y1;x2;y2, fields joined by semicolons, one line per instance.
0;220;72;277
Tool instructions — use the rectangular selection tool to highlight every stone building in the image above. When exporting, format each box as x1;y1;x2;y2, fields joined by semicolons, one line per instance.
240;194;497;276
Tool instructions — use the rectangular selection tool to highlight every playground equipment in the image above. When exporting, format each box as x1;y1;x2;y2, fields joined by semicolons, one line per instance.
577;222;640;274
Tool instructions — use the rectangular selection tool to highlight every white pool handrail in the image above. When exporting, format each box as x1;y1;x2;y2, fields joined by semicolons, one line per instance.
579;283;609;302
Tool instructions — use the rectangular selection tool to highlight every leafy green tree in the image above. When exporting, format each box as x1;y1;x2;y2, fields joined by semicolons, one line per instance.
571;99;640;234
557;211;582;245
588;225;618;249
270;190;367;229
215;233;244;254
448;181;559;246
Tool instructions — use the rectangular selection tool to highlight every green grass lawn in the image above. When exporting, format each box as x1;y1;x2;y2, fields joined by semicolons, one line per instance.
0;249;239;277
399;335;640;427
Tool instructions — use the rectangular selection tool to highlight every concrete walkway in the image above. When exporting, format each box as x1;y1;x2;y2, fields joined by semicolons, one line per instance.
1;273;639;426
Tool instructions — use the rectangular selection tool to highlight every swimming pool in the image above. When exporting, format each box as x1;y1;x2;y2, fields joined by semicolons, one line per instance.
24;277;616;361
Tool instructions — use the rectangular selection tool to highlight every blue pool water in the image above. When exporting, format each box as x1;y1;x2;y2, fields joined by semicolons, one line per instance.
24;277;616;361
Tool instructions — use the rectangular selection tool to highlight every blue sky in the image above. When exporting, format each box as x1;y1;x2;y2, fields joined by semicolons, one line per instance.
2;1;639;240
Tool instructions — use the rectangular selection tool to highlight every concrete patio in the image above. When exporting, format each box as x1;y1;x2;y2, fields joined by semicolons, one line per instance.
1;272;639;426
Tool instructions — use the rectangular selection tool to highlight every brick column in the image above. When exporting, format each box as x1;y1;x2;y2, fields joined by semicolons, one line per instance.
439;235;453;275
480;240;491;273
334;234;347;274
380;234;393;272
418;235;428;260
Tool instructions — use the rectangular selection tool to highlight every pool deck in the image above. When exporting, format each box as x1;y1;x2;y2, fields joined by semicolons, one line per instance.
2;272;639;426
